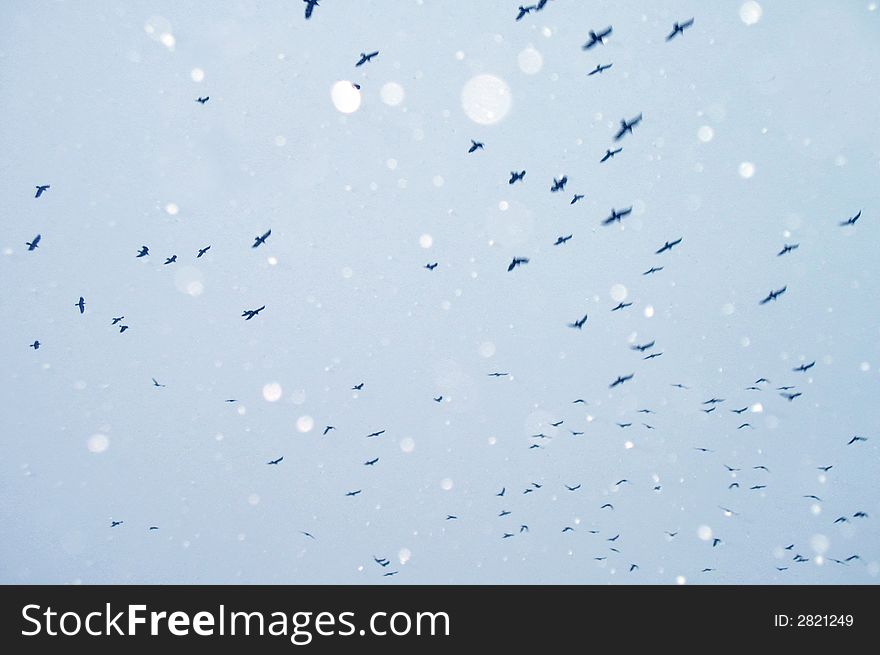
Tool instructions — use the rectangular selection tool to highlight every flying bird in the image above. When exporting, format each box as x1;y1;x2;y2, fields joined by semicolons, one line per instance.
197;246;211;258
433;396;443;402
777;243;799;256
195;96;209;104
600;147;622;163
632;341;655;352
136;245;149;257
151;378;165;388
666;18;694;41
355;51;379;67
568;313;588;329
793;361;815;373
554;234;573;245
75;297;85;314
364;457;379;466
588;63;613;76
847;435;867;445
515;5;534;21
643;266;664;275
345;490;362;497
267;456;284;465
30;340;40;350
352;382;365;390
468;139;484;153
507;257;529;271
488;372;509;377
570;194;584;205
366;429;385;438
614;114;643;140
565;484;581;491
609;373;634;388
424;262;438;270
780;392;802;402
759;287;787;304
509;170;526;185
655;238;682;254
118;325;129;333
839;210;861;226
611;302;633;311
303;0;319;19
111;316;124;325
550;176;568;192
110;520;123;528
241;305;266;320
644;352;663;360
164;255;177;265
322;426;335;435
602;206;633;225
26;234;41;251
582;26;613;49
252;230;271;248
34;185;50;198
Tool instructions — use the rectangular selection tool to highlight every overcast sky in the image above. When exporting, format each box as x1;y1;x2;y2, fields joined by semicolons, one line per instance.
1;1;878;584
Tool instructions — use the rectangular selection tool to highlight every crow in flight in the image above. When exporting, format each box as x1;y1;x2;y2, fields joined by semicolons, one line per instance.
75;297;85;314
568;313;588;329
554;234;573;245
609;374;634;388
424;262;438;270
508;257;529;271
509;170;526;184
164;255;177;265
781;392;802;402
643;352;663;360
352;382;365;390
345;490;362;497
356;51;379;67
565;484;581;491
655;238;682;254
111;520;123;527
643;266;663;275
488;372;509;377
602;206;633;225
119;325;129;333
323;426;335;435
366;429;385;438
34;185;50;198
516;5;534;21
793;361;815;373
611;302;633;311
839;210;861;226
468;139;484;153
731;407;748;414
30;340;40;350
666;18;694;41
303;0;319;19
582;26;612;49
364;458;379;466
570;194;584;205
777;243;798;256
600;147;622;163
588;63;613;76
252;230;271;248
267;457;283;465
26;234;41;251
433;396;443;402
632;341;655;352
136;245;149;257
242;305;266;320
550;176;568;192
196;96;209;104
759;286;787;304
197;246;211;258
614;114;643;140
847;435;867;445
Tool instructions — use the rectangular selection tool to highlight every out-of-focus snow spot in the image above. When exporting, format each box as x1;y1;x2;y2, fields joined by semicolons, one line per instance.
190;68;204;82
740;1;763;25
461;74;512;125
262;382;283;402
400;437;415;453
479;341;496;358
174;267;204;297
296;416;314;433
331;80;361;113
698;125;714;142
644;305;654;318
440;478;454;491
398;548;411;565
380;82;405;106
164;203;179;215
517;47;543;75
87;434;109;453
419;234;433;249
610;284;628;302
738;161;755;178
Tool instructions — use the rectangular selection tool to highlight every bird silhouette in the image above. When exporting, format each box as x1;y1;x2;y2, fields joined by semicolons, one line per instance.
570;194;584;205
847;435;867;445
303;0;319;19
780;392;802;402
759;286;787;304
777;243;799;256
666;18;694;41
322;426;335;435
34;185;50;198
488;372;509;377
301;531;316;540
30;340;40;350
793;361;815;373
151;378;165;388
643;352;663;360
602;206;633;225
110;520;123;527
614;114;643;140
611;302;633;311
352;382;365;390
468;139;484;153
241;305;266;320
355;51;379;67
433;396;443;402
164;255;177;265
508;170;526;185
565;484;581;491
197;246;211;258
588;63;613;76
507;257;529;271
446;515;458;520
196;96;209;104
839;210;861;226
582;26;612;49
550;176;568;192
366;429;386;438
424;262;438;270
554;234;573;245
515;5;534;21
632;341;655;352
609;374;634;388
600;147;622;163
136;245;149;257
26;234;41;251
568;313;588;329
655;238;683;254
118;325;129;333
364;457;379;466
252;230;271;248
345;490;362;497
267;456;283;465
75;297;85;314
643;266;664;275
111;316;124;325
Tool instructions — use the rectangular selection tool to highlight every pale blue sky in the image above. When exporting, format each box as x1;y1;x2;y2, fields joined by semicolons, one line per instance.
1;1;878;584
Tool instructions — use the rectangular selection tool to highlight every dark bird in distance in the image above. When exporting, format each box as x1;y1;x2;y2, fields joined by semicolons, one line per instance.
111;520;123;527
509;170;526;184
164;255;177;265
364;458;379;466
793;361;815;373
488;372;509;377
600;147;622;163
515;5;534;21
424;262;438;270
600;503;614;510
267;456;283;465
468;139;484;153
433;396;443;402
197;246;211;258
611;302;633;311
322;426;335;435
847;435;867;445
565;484;581;491
352;383;365;390
356;51;379;67
111;316;124;325
570;194;585;205
602;206;633;225
75;297;85;314
617;422;632;428
136;245;149;257
301;531;316;539
731;407;748;414
702;407;716;414
508;257;529;271
366;429;386;438
609;373;634;388
151;378;165;388
643;352;663;360
196;96;209;104
119;325;129;333
550;421;563;427
446;515;458;520
303;0;319;19
781;392;802;402
345;490;362;497
582;26;613;49
777;244;799;256
550;176;568;192
666;18;694;41
26;234;41;251
643;266;664;275
853;511;869;518
759;286;787;304
496;488;506;497
817;465;833;472
241;305;266;320
839;210;861;226
30;340;40;350
373;556;390;567
655;238;682;254
632;341;655;352
568;313;588;329
589;63;613;76
34;184;50;198
252;230;271;248
614;114;643;140
554;234;573;245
